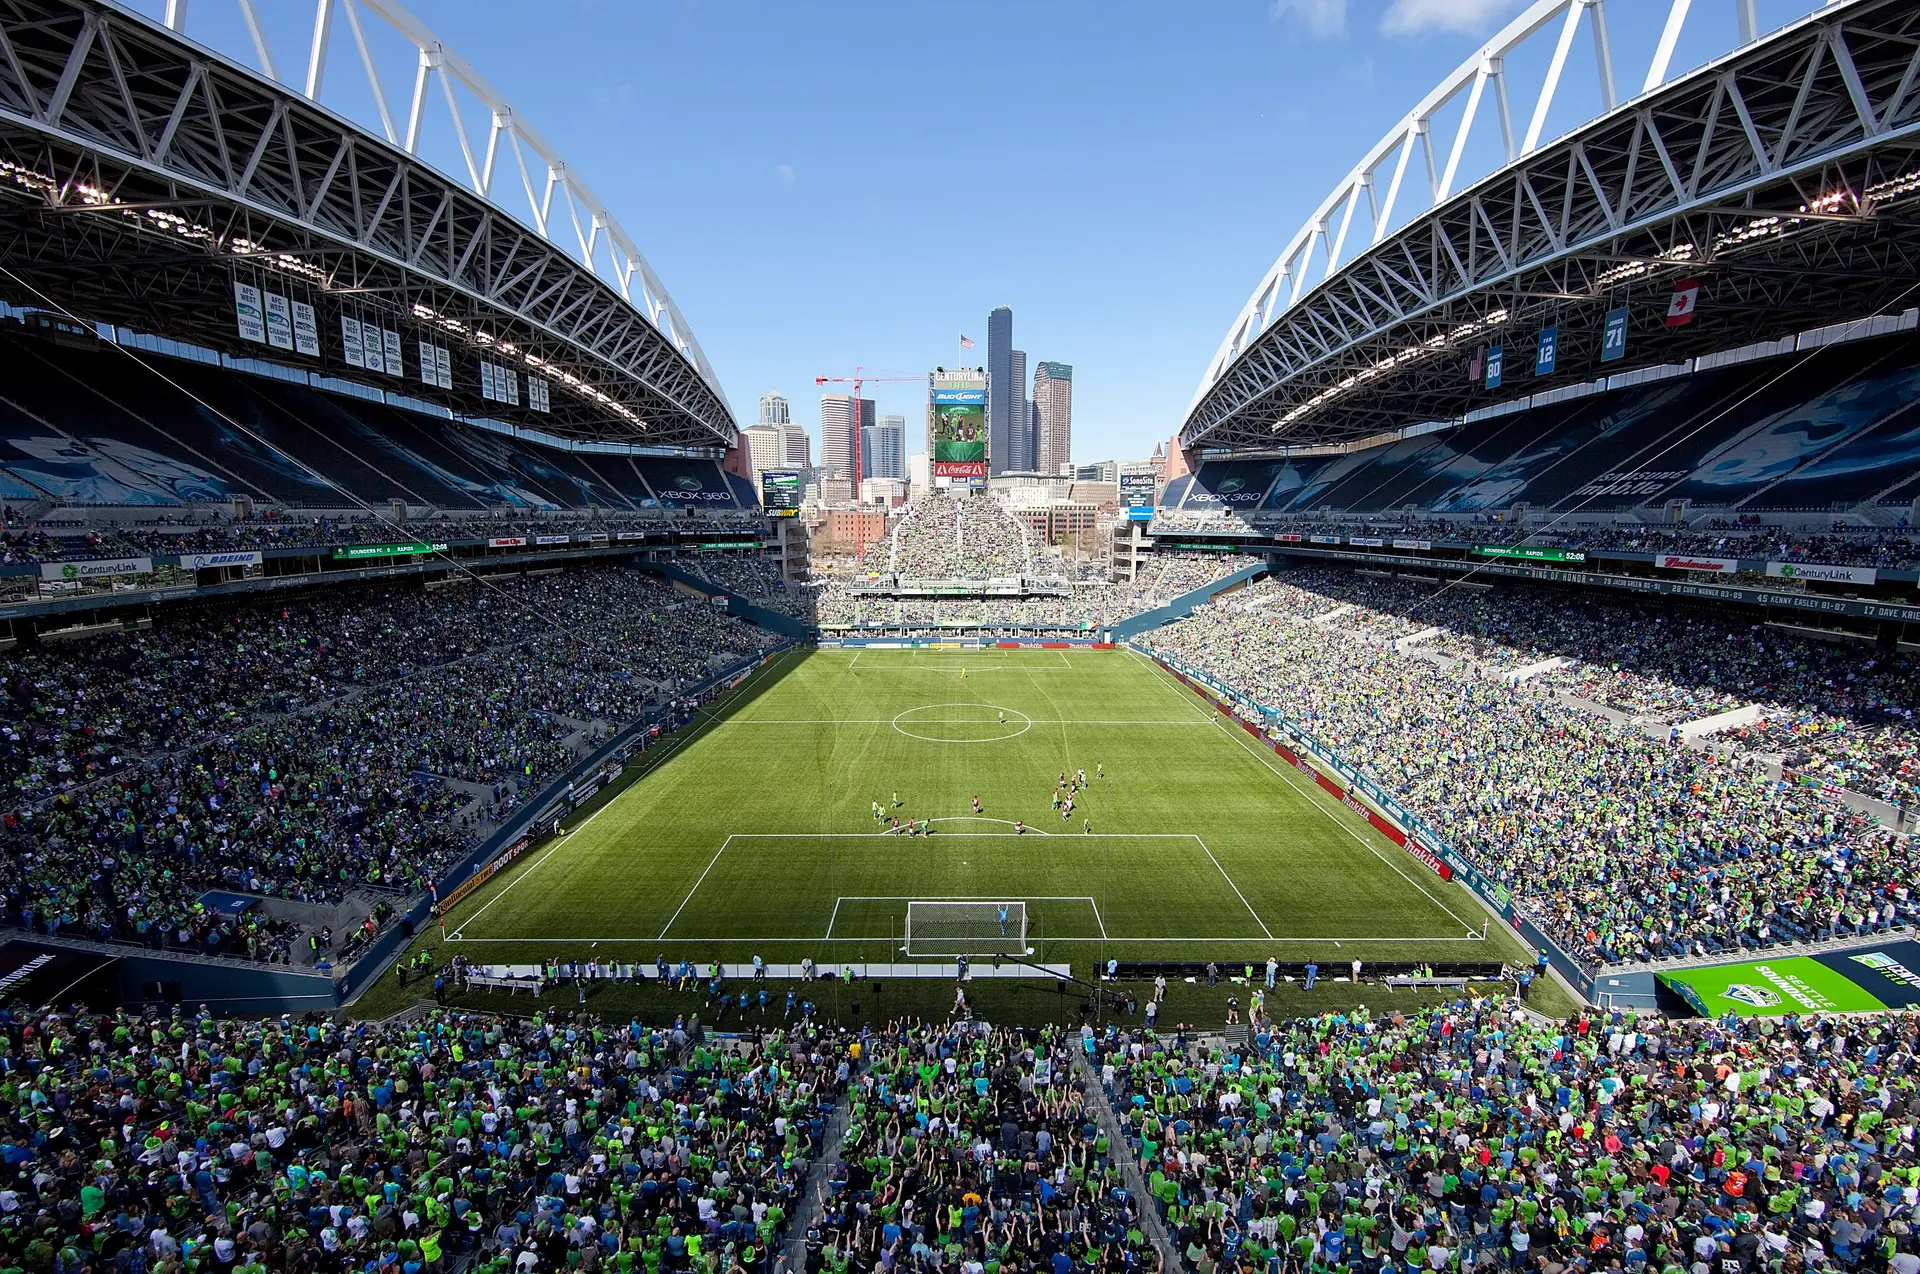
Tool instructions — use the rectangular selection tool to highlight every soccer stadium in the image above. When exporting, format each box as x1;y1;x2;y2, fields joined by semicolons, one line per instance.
3;0;1920;1271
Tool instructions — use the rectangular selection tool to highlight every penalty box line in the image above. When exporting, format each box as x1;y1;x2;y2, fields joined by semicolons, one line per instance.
654;831;1271;944
826;895;1107;941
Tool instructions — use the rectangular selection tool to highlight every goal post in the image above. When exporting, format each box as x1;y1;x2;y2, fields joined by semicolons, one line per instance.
904;900;1029;956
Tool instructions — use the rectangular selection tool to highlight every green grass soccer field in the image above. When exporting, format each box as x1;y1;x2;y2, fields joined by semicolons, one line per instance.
434;647;1527;974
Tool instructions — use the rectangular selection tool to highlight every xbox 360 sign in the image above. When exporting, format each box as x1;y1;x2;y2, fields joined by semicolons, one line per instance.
40;556;152;581
1190;473;1263;506
663;472;736;502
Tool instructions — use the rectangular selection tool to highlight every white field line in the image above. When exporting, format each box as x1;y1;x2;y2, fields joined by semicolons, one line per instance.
718;718;1207;726
1131;651;1482;936
1194;834;1273;940
824;895;1103;940
656;835;735;940
437;933;1479;944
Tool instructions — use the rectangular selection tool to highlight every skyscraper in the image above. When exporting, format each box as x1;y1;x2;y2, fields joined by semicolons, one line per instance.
778;423;811;470
1008;349;1030;471
758;390;791;429
819;394;855;477
742;425;782;476
1034;361;1073;474
864;415;906;480
986;305;1013;476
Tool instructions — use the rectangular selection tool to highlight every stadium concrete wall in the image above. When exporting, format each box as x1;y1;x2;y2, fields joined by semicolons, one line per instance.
1109;563;1268;640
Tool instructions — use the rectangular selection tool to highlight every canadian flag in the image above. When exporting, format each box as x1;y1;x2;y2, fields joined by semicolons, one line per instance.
1665;278;1701;327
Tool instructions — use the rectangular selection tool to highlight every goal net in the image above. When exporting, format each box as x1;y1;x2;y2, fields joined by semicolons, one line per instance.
904;901;1029;956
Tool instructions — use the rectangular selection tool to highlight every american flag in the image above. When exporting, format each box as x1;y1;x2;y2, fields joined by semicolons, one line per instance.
958;334;974;349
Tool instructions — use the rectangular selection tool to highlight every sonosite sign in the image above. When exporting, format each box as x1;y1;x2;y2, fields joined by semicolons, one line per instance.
929;371;988;478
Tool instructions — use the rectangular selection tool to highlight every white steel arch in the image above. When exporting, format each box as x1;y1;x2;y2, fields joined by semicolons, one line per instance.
1193;0;1831;419
134;0;729;416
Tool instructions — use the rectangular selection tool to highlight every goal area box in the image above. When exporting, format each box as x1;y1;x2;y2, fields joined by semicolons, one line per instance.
904;900;1029;955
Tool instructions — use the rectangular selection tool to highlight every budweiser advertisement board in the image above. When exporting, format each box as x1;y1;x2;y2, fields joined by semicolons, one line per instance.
1656;553;1737;574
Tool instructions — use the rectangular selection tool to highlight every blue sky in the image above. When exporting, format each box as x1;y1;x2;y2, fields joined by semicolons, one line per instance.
149;0;1815;465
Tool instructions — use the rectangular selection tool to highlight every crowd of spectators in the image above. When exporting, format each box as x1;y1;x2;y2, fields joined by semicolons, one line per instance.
0;1000;847;1273
0;564;778;962
819;1019;1153;1274
1097;996;1920;1274
684;557;818;621
890;495;1032;580
812;554;1247;633
0;507;767;566
1142;570;1916;968
1146;509;1920;571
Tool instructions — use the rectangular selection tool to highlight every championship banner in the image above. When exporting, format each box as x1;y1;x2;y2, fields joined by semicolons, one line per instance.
1659;941;1920;1016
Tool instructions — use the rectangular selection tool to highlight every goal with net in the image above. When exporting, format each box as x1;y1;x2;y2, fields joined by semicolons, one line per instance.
903;900;1029;956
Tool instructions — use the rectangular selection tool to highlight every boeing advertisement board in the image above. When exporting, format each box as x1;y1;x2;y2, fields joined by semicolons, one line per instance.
929;376;988;478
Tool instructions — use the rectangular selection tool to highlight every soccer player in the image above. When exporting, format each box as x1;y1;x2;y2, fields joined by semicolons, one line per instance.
971;795;982;814
892;791;902;807
1083;818;1091;834
1014;820;1025;836
997;905;1009;935
1096;762;1104;779
872;801;883;823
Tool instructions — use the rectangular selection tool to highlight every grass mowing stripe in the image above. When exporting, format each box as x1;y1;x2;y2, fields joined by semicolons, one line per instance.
1131;649;1485;937
431;648;1527;972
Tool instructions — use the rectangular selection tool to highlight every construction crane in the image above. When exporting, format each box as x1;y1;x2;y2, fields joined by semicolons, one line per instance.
814;368;924;496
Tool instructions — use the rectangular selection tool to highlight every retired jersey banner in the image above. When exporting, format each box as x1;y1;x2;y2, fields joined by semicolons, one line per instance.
1659;940;1920;1016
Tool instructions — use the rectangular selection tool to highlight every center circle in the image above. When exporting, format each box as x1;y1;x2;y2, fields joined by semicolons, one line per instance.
892;703;1033;744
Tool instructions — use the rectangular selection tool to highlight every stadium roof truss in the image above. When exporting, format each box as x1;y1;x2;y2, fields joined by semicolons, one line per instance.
1184;0;1920;453
0;0;735;448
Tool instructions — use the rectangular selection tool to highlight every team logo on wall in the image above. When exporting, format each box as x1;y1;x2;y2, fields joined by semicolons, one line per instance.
675;476;703;491
1721;983;1781;1009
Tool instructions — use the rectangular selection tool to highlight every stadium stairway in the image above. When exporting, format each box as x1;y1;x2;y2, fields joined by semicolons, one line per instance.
645;562;815;640
1108;563;1268;640
784;1060;855;1273
1074;1048;1182;1270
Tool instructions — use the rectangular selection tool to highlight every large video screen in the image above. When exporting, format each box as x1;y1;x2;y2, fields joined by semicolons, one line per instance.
930;383;987;478
760;469;801;516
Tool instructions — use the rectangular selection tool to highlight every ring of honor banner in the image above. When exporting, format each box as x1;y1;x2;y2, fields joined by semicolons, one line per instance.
1658;940;1920;1016
929;381;987;478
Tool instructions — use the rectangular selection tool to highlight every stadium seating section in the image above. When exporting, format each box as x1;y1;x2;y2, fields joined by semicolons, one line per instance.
1160;335;1920;567
1143;568;1917;968
1;993;1908;1273
0;331;755;514
0;564;777;963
